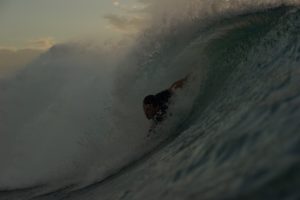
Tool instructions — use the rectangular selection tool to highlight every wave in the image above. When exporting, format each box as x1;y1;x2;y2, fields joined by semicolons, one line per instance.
0;1;300;200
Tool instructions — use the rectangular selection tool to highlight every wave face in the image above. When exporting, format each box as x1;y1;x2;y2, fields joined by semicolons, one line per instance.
1;2;300;200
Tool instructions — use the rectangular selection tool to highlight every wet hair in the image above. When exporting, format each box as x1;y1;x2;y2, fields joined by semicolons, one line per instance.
143;95;158;107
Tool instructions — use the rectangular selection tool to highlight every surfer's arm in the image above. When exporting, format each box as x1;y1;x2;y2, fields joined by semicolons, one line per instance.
169;75;189;92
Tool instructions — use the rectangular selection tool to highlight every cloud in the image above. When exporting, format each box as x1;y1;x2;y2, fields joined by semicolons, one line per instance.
0;37;55;78
106;0;150;37
112;0;120;6
27;37;55;50
110;0;149;15
104;14;147;34
0;48;43;78
111;0;122;7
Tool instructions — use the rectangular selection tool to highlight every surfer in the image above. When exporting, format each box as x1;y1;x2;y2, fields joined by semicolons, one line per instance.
143;75;189;123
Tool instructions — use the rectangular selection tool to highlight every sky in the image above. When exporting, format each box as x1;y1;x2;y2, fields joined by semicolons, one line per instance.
0;0;147;77
0;0;146;50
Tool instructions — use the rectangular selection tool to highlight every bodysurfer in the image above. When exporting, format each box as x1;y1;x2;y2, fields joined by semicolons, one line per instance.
143;75;189;124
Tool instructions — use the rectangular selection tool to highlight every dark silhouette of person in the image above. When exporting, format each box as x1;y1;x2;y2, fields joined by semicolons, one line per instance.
143;76;188;123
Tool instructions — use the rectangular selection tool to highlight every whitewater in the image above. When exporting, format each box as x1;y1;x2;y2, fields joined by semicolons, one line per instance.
0;1;300;200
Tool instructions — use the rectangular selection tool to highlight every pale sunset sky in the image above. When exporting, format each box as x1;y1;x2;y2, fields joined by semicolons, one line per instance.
0;0;147;77
0;0;146;50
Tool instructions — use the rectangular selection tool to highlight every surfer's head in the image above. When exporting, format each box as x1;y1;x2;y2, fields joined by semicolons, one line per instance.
143;95;159;119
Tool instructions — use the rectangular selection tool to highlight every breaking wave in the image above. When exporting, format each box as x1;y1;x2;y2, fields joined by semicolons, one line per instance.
0;1;299;200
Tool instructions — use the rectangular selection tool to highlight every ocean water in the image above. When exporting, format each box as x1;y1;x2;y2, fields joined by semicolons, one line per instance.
0;1;300;200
